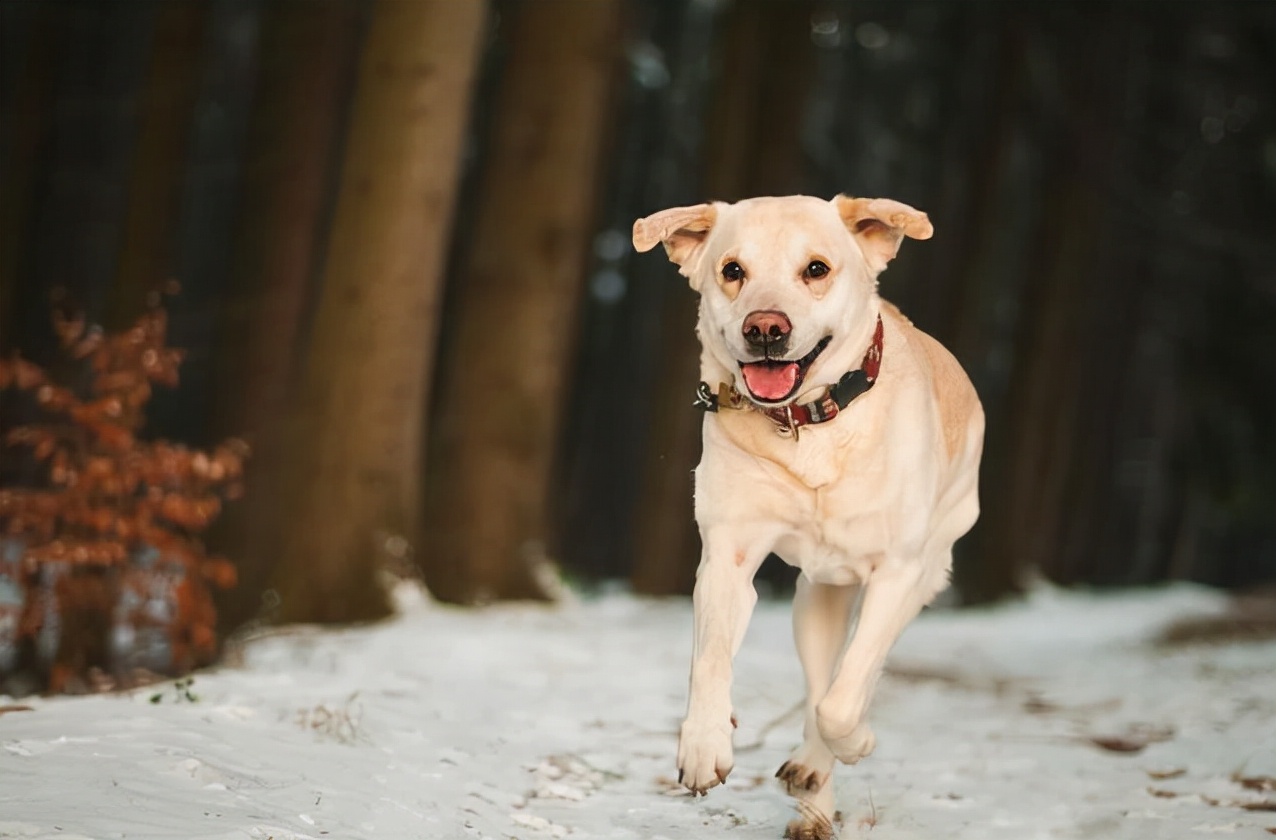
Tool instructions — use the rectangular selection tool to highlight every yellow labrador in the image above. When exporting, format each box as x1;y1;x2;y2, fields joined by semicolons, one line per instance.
633;195;984;839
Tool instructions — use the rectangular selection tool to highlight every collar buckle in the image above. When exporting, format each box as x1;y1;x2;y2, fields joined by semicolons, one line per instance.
692;381;718;412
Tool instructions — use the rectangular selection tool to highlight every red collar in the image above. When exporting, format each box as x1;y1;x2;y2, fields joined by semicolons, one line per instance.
694;315;883;439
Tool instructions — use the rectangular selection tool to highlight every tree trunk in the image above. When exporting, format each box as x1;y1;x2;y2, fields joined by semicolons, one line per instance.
210;0;363;632
978;8;1129;593
700;0;816;202
270;0;487;623
629;1;816;595
0;3;58;352
107;0;206;330
555;0;720;588
925;10;1026;604
152;0;263;445
421;0;622;604
8;0;154;359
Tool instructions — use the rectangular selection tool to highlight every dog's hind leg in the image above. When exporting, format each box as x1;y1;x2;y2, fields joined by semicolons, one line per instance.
816;555;950;765
777;577;857;840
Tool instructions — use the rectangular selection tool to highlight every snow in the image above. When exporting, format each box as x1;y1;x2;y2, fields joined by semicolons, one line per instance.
2;582;1275;839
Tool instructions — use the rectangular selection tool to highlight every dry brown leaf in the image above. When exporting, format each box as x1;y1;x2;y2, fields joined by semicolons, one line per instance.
1087;724;1174;754
1235;774;1276;793
1090;735;1150;753
1240;801;1276;812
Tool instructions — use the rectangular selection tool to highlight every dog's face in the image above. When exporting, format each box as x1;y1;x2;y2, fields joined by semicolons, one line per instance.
634;195;932;405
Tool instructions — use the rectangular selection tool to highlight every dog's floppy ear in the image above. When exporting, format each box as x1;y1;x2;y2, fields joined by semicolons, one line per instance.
834;195;933;274
632;203;718;282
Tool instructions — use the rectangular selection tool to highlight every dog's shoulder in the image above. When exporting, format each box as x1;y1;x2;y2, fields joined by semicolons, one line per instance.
881;300;982;461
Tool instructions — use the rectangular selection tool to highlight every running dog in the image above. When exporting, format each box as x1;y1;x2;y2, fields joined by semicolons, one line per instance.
633;194;984;839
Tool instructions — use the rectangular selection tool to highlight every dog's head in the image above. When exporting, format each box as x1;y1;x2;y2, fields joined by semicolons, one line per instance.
633;195;932;406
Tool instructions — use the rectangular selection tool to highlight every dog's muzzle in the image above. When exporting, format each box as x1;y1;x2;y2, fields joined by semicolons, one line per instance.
738;335;832;404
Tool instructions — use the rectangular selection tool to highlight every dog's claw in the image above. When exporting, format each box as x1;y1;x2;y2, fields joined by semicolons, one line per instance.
678;769;684;785
776;759;827;795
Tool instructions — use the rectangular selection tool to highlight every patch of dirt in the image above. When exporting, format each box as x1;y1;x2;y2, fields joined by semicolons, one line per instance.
1158;593;1276;646
1235;774;1276;793
0;704;35;716
1086;723;1175;754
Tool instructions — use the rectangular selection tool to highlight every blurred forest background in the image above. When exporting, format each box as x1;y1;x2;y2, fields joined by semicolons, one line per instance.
1;0;1275;690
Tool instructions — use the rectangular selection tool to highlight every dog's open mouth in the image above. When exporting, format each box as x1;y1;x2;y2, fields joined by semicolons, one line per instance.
738;336;832;404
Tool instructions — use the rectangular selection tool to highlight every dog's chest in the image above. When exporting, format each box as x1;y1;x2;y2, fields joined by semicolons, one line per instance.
720;414;882;490
773;483;891;585
704;412;912;580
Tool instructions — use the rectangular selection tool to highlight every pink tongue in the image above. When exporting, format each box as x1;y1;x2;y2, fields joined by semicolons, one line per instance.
740;362;798;401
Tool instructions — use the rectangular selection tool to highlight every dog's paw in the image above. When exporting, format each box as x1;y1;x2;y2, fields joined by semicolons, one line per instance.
775;736;833;795
775;759;829;795
779;741;838;837
818;718;876;765
677;717;734;795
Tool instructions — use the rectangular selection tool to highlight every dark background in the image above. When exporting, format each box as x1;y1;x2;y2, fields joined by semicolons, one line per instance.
2;0;1274;631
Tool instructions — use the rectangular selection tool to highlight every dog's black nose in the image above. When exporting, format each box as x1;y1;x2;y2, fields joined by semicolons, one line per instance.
742;310;792;352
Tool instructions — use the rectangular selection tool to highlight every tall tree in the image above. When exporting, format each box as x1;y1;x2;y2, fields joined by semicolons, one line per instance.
421;0;623;603
270;0;487;623
0;2;58;352
152;0;263;446
977;7;1133;594
107;0;206;330
7;0;154;359
921;8;1028;603
211;0;363;631
628;0;817;595
555;0;720;588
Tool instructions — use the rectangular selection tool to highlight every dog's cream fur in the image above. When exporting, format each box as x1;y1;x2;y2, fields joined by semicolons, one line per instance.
633;195;984;839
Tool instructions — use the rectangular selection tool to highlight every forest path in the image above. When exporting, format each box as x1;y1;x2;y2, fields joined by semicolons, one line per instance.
1;583;1274;840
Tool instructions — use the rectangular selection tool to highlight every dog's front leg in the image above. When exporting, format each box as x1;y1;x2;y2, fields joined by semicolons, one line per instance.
678;533;766;795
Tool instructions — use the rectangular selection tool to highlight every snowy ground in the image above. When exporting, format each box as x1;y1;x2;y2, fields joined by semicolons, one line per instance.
2;582;1275;840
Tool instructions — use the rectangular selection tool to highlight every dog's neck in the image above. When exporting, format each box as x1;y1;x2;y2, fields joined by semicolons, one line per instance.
695;313;885;440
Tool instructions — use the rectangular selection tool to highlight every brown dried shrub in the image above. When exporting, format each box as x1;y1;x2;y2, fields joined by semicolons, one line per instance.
0;286;246;693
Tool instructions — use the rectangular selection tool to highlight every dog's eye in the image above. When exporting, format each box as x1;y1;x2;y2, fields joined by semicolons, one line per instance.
804;260;831;280
721;261;745;282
